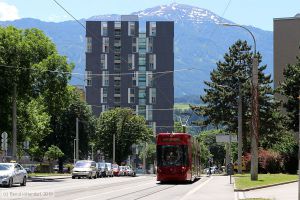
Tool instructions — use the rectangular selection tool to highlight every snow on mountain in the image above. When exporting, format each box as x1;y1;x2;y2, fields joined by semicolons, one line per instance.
132;3;231;24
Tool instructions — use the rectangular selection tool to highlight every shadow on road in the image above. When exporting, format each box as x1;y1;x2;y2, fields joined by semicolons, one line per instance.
156;177;201;185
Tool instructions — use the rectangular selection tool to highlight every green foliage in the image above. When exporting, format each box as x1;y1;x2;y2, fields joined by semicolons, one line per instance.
174;121;184;132
279;61;300;132
139;142;156;165
45;145;64;161
192;40;286;152
197;129;224;166
96;108;152;164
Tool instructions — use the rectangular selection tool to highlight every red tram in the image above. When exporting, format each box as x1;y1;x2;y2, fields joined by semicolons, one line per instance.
156;133;201;182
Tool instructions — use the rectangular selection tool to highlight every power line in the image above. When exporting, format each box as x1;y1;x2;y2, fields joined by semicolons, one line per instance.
0;64;201;77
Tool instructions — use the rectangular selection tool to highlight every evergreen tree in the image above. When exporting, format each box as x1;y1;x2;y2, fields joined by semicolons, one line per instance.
192;40;286;150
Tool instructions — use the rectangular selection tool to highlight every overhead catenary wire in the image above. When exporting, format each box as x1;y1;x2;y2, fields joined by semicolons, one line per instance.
0;64;202;77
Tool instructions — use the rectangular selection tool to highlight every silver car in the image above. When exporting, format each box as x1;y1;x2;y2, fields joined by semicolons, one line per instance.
0;163;28;187
72;160;97;179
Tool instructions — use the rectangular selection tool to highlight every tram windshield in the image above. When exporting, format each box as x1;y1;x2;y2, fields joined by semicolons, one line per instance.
157;145;188;167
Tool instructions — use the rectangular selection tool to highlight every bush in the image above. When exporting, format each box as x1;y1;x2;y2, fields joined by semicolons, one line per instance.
258;149;282;173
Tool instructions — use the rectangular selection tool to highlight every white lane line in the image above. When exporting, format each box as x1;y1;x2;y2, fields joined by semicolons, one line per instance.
179;177;214;200
72;180;155;200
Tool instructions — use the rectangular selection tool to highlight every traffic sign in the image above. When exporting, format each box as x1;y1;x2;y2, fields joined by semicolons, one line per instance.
216;134;237;143
1;132;8;151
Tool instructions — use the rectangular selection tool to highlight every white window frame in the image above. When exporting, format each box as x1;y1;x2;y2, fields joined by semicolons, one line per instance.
86;37;92;53
149;54;156;70
101;22;108;36
100;54;107;69
149;22;156;36
128;22;135;36
86;71;92;86
102;37;109;53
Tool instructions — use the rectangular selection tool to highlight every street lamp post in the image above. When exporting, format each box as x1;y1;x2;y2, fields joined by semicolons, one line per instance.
298;94;300;200
221;23;259;180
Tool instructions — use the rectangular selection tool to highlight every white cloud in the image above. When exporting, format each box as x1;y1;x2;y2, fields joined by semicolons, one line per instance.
0;2;20;21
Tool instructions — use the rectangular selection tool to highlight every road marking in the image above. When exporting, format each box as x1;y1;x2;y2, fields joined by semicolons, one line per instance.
235;191;245;200
179;177;213;200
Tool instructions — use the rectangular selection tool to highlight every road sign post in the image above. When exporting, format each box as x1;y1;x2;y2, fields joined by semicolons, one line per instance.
227;163;234;184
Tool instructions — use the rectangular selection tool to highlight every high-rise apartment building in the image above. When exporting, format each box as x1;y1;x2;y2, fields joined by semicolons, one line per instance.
274;15;300;91
85;16;174;133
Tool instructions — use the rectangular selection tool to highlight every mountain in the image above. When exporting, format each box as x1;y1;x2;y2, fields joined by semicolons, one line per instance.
0;3;273;100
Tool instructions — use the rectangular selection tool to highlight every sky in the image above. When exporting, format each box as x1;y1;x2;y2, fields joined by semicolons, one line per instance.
0;0;300;31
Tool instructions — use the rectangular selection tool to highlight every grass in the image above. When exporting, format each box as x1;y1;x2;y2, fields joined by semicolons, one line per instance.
174;103;190;110
234;173;298;190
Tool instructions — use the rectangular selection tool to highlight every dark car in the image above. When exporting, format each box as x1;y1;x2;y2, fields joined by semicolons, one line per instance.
97;162;108;177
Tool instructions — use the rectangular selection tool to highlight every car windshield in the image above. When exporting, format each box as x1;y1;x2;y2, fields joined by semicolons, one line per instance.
112;165;118;169
157;145;189;167
75;162;91;168
0;164;12;170
99;163;105;168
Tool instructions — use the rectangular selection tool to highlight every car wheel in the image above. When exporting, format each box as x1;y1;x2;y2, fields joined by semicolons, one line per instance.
20;177;26;186
88;173;92;179
72;176;75;179
6;178;13;188
93;173;97;179
78;177;81;179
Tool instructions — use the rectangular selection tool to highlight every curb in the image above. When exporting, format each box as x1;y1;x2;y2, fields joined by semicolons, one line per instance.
234;179;298;192
28;176;71;181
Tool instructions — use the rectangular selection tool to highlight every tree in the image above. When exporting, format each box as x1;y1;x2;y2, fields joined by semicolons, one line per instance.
0;26;57;135
45;145;64;173
96;108;152;164
279;61;300;132
192;40;285;151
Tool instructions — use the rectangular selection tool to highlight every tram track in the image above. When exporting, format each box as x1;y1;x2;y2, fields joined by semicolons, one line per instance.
106;183;178;200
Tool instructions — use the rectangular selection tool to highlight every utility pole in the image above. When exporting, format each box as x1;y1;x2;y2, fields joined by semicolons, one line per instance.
12;84;17;160
297;93;300;200
113;133;115;163
76;117;79;162
250;56;259;181
73;139;76;164
238;83;243;174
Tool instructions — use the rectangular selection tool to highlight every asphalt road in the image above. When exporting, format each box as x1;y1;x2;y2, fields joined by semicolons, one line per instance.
0;175;234;200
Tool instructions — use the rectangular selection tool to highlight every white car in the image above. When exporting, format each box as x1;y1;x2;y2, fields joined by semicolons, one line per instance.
0;163;28;187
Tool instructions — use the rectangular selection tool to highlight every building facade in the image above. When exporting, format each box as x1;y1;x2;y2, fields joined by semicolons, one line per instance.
85;16;174;133
274;15;300;91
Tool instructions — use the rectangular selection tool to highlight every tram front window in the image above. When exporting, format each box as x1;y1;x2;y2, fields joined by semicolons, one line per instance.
157;145;188;167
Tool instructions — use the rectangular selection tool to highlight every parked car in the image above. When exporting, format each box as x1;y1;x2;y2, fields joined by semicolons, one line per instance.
125;166;136;177
72;160;97;179
97;162;108;177
105;163;113;177
118;166;127;176
112;164;120;176
0;162;28;187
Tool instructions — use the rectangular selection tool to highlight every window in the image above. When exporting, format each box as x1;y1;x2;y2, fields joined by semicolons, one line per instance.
149;88;156;104
114;22;121;36
101;87;108;103
137;105;146;118
157;145;189;167
146;105;153;121
128;88;135;103
132;72;137;86
102;37;109;53
128;54;135;70
128;22;135;36
86;37;92;53
138;72;146;88
149;22;156;36
102;71;109;86
114;75;121;87
149;54;156;70
101;22;108;36
86;71;92;86
114;96;121;103
100;54;107;69
132;37;138;53
114;38;121;53
114;87;121;95
147;37;153;53
146;71;153;87
139;88;146;105
102;105;109;112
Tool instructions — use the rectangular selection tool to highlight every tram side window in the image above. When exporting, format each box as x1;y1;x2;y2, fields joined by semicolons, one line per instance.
157;145;188;167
